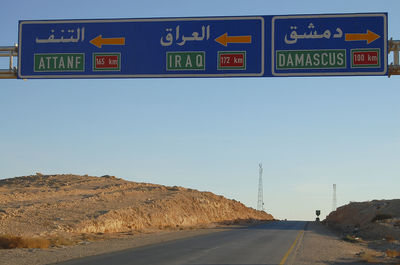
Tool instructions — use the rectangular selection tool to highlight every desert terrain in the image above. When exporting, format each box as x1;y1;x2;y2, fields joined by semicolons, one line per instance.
0;173;274;264
3;173;400;264
326;199;400;241
323;199;400;263
0;173;272;243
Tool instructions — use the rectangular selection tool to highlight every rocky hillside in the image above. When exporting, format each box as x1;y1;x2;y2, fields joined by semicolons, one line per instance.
0;174;273;237
325;199;400;240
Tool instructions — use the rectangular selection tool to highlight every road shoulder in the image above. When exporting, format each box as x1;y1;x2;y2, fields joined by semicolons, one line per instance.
0;227;232;265
289;222;384;265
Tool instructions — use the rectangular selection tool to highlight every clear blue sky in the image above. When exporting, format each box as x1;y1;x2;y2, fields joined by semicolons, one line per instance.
1;0;399;220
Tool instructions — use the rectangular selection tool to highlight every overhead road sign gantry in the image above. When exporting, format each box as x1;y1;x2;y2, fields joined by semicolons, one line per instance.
17;13;387;79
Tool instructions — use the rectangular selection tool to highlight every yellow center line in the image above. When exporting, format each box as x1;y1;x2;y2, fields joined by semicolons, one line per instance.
279;230;304;265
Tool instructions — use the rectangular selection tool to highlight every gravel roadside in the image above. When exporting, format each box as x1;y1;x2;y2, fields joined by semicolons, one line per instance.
289;222;394;265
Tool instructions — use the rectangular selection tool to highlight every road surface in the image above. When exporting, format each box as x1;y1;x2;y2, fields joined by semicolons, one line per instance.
55;221;307;265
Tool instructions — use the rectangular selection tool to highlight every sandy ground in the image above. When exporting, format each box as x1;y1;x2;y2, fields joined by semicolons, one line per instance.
0;227;231;265
291;222;400;265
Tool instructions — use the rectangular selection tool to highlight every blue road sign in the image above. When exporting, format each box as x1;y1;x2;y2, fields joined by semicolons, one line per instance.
18;13;387;79
18;17;265;79
272;13;387;76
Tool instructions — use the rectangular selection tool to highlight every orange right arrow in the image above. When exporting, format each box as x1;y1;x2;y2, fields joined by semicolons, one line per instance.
345;30;380;44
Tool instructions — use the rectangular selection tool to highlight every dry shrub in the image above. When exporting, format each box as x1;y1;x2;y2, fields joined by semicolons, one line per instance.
343;234;360;243
386;249;400;258
359;252;378;263
372;213;393;222
50;236;75;247
0;235;50;249
79;233;97;242
386;235;396;242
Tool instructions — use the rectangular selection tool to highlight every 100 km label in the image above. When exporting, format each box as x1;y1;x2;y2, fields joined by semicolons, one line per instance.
351;49;380;68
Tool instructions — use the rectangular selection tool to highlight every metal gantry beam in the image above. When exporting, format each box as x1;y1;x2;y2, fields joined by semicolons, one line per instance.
0;45;18;79
389;39;400;77
0;39;399;79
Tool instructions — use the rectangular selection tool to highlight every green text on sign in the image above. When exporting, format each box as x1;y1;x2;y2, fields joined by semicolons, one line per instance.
34;53;85;72
276;50;346;70
166;52;205;71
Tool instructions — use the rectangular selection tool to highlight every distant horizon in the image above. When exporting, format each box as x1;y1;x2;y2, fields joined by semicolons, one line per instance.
3;171;397;221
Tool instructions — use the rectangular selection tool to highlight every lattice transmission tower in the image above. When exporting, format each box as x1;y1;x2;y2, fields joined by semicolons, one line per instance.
332;184;337;211
257;163;264;211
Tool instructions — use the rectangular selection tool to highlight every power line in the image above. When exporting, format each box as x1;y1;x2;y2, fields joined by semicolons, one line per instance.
257;163;264;211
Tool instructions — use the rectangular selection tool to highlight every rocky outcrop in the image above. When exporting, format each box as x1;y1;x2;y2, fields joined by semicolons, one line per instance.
325;199;400;240
0;174;273;237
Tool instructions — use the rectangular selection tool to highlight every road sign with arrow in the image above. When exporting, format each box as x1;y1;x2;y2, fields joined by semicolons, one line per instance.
18;17;264;78
272;13;387;76
18;13;387;79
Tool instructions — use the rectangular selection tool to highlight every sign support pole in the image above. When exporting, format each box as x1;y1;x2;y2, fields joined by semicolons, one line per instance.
389;38;400;77
0;45;18;79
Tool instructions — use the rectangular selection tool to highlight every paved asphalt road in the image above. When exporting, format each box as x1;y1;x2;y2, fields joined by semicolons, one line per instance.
56;221;307;265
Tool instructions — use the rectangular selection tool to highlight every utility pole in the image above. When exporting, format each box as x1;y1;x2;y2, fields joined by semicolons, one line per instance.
257;163;264;211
